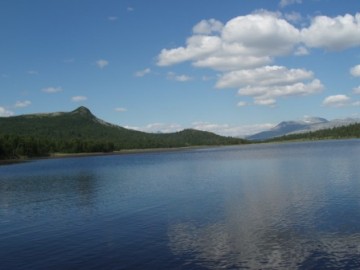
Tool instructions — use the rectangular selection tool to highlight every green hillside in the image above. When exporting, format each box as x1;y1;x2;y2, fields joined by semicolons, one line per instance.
0;106;246;160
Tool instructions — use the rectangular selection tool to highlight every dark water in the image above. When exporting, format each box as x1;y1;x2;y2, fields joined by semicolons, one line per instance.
1;140;360;269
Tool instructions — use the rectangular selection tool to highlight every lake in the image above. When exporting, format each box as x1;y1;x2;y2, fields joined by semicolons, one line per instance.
1;140;360;269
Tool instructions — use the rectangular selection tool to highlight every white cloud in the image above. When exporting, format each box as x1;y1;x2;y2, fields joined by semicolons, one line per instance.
115;107;127;112
158;12;360;69
158;11;300;70
216;66;323;106
71;96;87;102
350;65;360;77
239;79;323;99
96;59;109;69
0;106;14;117
134;68;151;77
279;0;302;8
42;86;63;93
302;13;360;50
193;54;272;71
15;100;31;108
193;19;223;34
323;95;351;107
222;11;300;56
216;65;313;89
167;72;193;82
127;7;134;12
158;35;222;67
156;11;360;107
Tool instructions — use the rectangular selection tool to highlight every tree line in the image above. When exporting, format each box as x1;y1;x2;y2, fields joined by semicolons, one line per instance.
0;134;115;160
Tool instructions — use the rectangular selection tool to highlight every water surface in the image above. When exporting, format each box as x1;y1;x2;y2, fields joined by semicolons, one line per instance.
1;140;360;269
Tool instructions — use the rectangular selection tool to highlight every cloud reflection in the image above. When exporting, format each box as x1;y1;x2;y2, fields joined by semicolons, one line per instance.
168;150;360;269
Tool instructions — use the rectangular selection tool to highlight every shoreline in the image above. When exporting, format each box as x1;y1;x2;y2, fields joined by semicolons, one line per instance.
0;145;225;165
3;138;360;165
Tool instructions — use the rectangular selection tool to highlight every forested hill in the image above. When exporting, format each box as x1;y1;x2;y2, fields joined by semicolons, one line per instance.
0;106;246;160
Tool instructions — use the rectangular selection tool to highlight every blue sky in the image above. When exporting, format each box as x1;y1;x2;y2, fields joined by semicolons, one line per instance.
1;0;360;136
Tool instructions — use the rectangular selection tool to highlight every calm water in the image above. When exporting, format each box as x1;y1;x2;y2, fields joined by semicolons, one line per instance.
1;140;360;269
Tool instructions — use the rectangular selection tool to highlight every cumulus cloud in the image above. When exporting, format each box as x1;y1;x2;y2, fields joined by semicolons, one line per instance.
159;12;303;72
115;107;127;112
157;11;360;106
350;64;360;77
134;68;151;77
158;12;360;67
216;66;323;105
0;106;14;117
96;59;109;69
216;65;313;89
15;100;31;108
158;35;222;67
42;86;63;93
222;11;300;56
322;95;351;107
71;96;87;102
158;11;300;70
193;19;223;34
302;14;360;50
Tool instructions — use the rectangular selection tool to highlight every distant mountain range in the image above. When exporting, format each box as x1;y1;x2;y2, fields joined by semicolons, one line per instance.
247;117;360;140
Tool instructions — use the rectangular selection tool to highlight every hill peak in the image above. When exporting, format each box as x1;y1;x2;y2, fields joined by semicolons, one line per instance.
71;106;93;116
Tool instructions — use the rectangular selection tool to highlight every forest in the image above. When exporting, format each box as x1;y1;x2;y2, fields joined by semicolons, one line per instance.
0;107;245;160
0;130;243;160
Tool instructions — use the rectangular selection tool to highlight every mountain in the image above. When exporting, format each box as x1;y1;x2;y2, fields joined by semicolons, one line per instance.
0;107;246;159
247;117;360;141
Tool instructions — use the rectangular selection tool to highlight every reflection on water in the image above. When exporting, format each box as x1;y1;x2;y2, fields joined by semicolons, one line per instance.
167;140;360;269
168;223;360;269
1;140;360;269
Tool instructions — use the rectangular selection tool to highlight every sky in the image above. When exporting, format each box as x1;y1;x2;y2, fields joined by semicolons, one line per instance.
1;0;360;137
